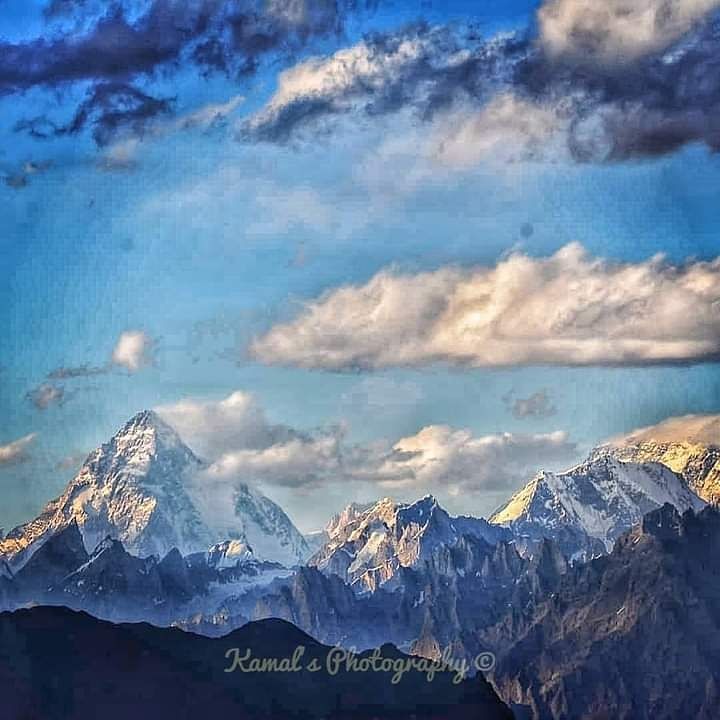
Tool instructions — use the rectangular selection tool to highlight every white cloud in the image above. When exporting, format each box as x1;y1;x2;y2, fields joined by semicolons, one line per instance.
431;94;573;167
376;426;577;494
156;391;298;459
156;391;579;520
202;432;346;489
252;244;720;369
607;413;720;446
111;330;155;373
538;0;720;64
243;35;426;137
158;391;347;489
0;433;37;466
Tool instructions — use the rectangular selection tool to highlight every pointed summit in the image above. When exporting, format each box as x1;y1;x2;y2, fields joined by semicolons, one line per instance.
122;409;180;439
108;409;194;462
490;453;705;561
311;495;507;592
0;411;309;567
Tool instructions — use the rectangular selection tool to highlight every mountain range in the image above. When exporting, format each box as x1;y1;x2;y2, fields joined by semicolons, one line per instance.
1;519;290;625
2;409;719;719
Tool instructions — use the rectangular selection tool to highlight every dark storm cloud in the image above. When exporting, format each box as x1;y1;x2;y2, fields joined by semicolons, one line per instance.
238;23;529;143
6;0;376;145
0;0;376;90
240;5;720;162
60;82;175;146
505;390;558;420
518;17;720;161
0;3;202;93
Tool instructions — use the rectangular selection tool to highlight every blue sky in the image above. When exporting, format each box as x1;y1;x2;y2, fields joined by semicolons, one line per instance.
2;0;720;532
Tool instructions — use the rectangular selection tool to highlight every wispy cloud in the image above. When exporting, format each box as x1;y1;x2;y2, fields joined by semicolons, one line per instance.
26;383;65;410
505;390;558;420
6;0;377;147
0;434;37;466
98;94;245;169
45;329;156;381
238;23;522;144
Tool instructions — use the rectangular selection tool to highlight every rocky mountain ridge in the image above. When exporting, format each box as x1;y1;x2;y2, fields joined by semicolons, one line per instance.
490;453;705;560
486;504;720;719
309;494;511;592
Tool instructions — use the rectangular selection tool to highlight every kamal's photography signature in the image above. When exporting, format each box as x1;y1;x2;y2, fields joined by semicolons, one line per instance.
224;645;495;685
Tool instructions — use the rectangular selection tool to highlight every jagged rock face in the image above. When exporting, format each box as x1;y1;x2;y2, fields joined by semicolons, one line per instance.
59;537;168;615
490;454;705;561
0;410;309;567
248;567;402;649
1;523;288;623
14;520;89;593
487;505;720;720
183;531;569;668
310;495;510;592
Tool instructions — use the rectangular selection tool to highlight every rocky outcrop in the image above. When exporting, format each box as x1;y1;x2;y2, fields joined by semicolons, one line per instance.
487;504;720;720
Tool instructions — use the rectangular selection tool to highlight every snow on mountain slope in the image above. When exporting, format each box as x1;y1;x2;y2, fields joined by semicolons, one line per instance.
310;495;510;592
0;411;309;568
206;540;254;569
597;414;720;505
490;454;705;560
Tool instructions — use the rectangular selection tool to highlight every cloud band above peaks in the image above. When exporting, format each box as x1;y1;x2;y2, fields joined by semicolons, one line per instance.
251;244;720;370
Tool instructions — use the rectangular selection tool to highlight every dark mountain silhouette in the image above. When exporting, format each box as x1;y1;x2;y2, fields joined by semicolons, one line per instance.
0;606;512;720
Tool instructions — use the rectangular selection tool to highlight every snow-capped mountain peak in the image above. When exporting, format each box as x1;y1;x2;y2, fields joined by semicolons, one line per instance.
490;453;705;560
596;414;720;505
311;495;509;592
0;410;309;568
